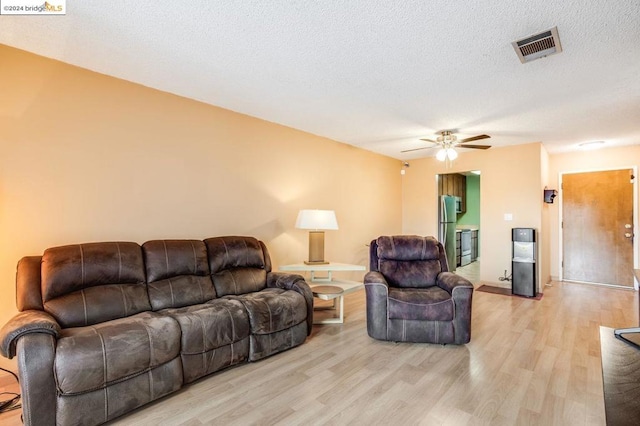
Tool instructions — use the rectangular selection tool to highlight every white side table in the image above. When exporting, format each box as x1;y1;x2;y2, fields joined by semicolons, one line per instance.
279;263;366;324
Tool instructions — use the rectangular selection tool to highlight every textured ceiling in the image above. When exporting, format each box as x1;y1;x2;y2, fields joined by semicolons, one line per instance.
1;0;639;160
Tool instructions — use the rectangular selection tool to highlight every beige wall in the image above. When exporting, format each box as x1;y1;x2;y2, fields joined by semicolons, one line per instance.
540;145;551;288
0;45;402;369
402;143;547;288
402;142;640;289
548;145;640;280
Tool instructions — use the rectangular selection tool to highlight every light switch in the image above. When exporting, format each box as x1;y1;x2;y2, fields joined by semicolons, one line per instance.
504;213;513;221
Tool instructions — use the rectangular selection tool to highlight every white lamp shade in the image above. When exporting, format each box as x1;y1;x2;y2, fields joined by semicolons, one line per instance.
295;210;339;230
436;148;447;161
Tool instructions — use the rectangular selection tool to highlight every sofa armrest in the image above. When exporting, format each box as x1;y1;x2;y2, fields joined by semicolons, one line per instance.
267;272;314;335
437;272;474;297
0;310;61;359
364;271;390;340
18;333;57;426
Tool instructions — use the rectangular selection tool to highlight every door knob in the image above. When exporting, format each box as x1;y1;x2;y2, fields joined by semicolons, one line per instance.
625;232;633;238
625;224;632;229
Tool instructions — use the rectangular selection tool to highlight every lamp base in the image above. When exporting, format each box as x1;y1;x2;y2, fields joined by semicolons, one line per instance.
307;231;328;264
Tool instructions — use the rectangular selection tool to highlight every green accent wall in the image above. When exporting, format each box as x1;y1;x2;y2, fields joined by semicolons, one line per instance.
457;174;480;226
457;174;480;256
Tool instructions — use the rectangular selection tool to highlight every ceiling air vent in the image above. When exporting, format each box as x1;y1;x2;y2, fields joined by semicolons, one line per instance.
512;26;562;63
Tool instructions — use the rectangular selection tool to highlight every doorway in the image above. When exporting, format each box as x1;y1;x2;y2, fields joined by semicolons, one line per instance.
561;168;635;287
437;171;481;283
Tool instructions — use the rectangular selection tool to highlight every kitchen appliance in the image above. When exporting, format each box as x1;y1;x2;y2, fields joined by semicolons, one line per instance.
439;195;457;272
460;230;472;266
512;228;537;297
454;196;463;213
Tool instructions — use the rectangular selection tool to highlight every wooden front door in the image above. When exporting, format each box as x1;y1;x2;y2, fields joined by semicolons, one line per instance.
562;169;634;287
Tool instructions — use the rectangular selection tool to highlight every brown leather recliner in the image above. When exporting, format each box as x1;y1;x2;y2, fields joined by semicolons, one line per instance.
0;236;312;426
364;235;474;344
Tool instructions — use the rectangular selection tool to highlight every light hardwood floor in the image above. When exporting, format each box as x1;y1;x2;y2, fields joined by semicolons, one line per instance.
1;281;637;425
454;261;480;284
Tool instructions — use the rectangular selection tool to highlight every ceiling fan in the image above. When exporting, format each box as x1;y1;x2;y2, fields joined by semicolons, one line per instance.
402;130;491;161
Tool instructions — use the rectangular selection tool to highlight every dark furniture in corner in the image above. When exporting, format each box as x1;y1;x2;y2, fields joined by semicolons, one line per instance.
600;326;640;425
599;269;640;425
364;235;474;344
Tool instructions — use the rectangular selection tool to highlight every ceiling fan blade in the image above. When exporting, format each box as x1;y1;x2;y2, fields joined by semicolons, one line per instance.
459;144;491;150
401;146;436;153
419;138;437;143
459;134;490;143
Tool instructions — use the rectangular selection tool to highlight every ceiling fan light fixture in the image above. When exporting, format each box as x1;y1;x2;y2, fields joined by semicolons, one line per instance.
402;130;491;156
447;148;458;160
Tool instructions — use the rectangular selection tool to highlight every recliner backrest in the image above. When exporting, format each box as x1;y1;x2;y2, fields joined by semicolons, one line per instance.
205;236;270;297
143;239;216;310
373;235;447;288
41;242;151;327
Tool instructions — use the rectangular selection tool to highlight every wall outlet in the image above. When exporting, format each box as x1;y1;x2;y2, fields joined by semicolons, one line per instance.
504;213;513;221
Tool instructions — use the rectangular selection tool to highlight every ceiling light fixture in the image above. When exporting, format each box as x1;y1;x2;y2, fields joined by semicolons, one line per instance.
436;147;458;161
578;140;606;150
435;131;459;162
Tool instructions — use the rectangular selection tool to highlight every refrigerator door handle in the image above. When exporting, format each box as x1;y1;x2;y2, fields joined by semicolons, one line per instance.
441;197;447;223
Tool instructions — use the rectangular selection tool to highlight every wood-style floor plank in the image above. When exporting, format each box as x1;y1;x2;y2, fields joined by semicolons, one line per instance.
0;279;637;426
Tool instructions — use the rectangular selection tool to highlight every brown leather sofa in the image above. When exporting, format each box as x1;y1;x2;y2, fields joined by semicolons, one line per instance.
0;236;312;426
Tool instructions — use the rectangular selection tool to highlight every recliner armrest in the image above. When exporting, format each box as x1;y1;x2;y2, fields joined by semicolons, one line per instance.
437;272;474;297
364;271;390;340
364;271;389;288
267;272;313;335
0;310;61;359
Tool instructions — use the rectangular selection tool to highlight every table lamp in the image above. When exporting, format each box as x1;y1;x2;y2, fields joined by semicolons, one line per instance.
295;209;339;264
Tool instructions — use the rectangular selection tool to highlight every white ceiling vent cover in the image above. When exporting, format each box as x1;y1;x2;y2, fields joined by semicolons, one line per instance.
512;27;562;63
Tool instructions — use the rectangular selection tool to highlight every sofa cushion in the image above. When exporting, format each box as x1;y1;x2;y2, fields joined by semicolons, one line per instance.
205;236;269;296
143;240;216;310
230;288;307;334
56;358;183;426
249;321;307;361
388;286;454;321
54;311;180;395
41;242;150;327
162;299;251;383
163;299;250;354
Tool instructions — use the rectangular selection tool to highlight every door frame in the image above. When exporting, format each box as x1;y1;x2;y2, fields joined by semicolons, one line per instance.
558;166;638;289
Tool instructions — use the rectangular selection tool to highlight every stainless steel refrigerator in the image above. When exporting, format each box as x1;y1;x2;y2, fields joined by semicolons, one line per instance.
439;195;457;272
